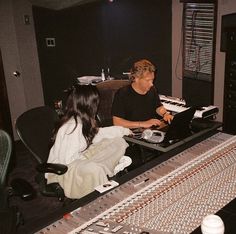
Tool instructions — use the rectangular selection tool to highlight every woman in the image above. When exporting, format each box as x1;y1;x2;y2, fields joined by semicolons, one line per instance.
47;84;131;199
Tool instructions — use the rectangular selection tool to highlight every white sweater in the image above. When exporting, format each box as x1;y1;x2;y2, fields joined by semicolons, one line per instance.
47;118;131;165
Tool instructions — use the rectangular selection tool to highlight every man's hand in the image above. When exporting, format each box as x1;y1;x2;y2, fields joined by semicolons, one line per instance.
140;119;162;128
113;116;161;129
163;112;173;124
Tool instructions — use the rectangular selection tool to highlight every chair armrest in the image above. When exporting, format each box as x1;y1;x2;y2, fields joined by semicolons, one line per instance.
36;163;68;175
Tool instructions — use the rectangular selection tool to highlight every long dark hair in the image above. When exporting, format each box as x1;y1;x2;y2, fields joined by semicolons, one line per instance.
53;84;100;149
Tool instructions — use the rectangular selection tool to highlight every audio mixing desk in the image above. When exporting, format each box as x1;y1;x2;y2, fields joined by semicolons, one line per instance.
33;129;236;234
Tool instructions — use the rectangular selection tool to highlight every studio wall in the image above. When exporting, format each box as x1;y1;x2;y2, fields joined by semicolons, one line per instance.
33;0;172;106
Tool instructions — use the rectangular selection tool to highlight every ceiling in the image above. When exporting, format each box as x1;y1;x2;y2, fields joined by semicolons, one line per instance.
29;0;98;10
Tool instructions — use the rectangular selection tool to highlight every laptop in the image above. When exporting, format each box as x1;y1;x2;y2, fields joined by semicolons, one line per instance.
142;107;196;146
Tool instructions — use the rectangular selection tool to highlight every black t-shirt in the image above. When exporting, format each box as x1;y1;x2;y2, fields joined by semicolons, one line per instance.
112;85;162;121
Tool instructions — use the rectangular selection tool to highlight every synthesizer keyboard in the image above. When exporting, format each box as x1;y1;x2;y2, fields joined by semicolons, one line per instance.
159;95;219;118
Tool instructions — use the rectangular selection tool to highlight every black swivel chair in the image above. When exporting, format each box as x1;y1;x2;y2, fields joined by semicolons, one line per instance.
15;106;68;201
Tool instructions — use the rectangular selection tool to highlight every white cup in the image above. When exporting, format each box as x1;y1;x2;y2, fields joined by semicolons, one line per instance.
201;214;224;234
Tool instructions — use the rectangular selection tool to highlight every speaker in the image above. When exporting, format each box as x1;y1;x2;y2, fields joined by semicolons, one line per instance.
221;13;236;52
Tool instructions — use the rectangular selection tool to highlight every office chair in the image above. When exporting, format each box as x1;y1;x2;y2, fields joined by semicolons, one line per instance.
0;129;34;233
96;79;130;127
0;129;17;234
0;129;12;204
15;106;68;201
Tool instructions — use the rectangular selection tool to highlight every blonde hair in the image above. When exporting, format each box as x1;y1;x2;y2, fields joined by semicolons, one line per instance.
129;59;156;81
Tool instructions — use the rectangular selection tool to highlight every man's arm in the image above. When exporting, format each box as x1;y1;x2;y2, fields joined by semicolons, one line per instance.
113;116;161;129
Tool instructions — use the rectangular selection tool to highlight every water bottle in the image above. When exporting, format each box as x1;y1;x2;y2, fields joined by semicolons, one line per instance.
101;69;105;81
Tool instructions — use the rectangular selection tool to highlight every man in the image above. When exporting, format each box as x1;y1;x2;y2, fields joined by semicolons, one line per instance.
112;59;173;128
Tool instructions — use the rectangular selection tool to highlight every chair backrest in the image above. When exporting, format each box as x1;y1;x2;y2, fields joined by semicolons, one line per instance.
96;79;130;126
0;129;12;188
0;129;18;234
15;106;59;164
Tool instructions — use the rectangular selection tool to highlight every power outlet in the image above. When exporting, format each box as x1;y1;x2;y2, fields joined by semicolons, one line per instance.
46;38;56;47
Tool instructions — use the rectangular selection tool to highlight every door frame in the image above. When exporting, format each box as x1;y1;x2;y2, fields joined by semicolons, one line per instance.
0;48;13;138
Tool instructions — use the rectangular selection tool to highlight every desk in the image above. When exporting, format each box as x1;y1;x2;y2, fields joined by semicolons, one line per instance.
124;121;222;152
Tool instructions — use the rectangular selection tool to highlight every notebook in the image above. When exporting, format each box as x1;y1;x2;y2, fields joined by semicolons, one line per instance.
142;107;196;145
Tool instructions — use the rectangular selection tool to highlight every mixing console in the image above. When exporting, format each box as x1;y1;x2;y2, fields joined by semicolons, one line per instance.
36;133;236;234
